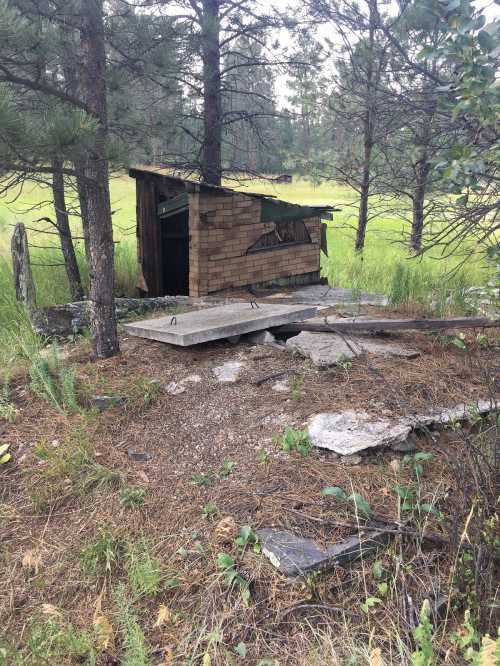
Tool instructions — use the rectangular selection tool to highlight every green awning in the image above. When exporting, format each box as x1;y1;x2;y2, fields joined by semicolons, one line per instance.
157;192;189;219
261;198;333;224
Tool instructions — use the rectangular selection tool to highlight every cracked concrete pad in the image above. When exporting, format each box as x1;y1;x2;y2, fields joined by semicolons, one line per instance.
257;528;389;576
308;410;411;455
409;400;493;427
212;361;244;383
286;331;419;368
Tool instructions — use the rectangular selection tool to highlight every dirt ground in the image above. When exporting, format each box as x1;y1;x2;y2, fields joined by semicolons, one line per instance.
1;305;498;664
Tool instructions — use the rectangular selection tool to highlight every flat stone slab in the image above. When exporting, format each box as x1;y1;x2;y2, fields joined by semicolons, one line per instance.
267;285;388;307
257;528;388;576
309;400;496;455
286;331;419;368
124;303;317;347
309;410;411;455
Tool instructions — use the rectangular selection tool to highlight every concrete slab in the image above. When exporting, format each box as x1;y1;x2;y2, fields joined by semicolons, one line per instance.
286;331;419;368
123;303;317;347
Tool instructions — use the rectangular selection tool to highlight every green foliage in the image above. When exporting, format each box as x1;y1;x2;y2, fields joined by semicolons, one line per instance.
202;503;218;519
280;426;312;456
191;471;216;486
322;486;372;517
217;552;251;606
219;458;235;478
25;615;95;665
0;378;17;422
114;585;151;666
393;452;443;519
132;377;162;407
234;525;261;553
411;599;434;666
125;537;163;598
80;529;125;577
120;486;147;509
29;343;79;413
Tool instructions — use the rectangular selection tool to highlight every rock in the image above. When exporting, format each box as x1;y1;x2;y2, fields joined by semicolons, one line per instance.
127;450;153;462
339;453;363;465
272;379;290;393
91;395;127;412
165;374;202;395
286;331;419;368
165;381;186;395
257;528;389;577
212;361;244;383
246;330;278;346
409;400;493;428
308;410;411;455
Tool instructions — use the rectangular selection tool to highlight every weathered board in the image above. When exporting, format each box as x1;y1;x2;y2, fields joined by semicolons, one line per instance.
124;302;317;346
274;316;500;335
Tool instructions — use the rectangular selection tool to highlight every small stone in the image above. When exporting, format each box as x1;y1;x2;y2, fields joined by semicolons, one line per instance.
165;382;186;395
339;454;362;465
91;395;127;412
212;361;244;383
272;379;290;393
127;450;153;462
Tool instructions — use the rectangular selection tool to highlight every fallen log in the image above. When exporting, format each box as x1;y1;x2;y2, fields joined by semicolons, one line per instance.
273;316;500;335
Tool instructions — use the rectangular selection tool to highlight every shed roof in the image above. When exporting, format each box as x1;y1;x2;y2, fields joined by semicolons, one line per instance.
129;166;338;217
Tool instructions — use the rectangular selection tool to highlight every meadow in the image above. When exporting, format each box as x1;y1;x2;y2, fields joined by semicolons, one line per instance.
0;173;495;363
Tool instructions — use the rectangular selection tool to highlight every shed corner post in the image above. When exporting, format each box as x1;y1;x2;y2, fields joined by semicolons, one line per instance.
187;187;208;297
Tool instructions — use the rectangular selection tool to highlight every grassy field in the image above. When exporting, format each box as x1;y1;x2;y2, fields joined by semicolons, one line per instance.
0;174;495;362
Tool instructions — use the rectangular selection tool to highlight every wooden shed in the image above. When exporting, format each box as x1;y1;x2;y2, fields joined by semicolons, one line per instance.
130;166;334;297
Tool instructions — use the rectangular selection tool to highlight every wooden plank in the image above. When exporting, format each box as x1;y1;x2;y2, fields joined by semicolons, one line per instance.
273;317;500;335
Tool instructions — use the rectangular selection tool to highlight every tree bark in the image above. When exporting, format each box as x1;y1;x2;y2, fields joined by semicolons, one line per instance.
80;0;119;358
355;1;376;252
11;222;36;316
410;152;430;253
74;160;92;267
52;159;85;301
201;0;222;185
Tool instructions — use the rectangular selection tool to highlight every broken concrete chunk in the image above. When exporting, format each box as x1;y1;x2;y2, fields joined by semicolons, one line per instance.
409;400;493;428
257;528;388;576
166;374;202;395
308;411;411;455
91;395;127;412
286;331;419;368
212;361;244;383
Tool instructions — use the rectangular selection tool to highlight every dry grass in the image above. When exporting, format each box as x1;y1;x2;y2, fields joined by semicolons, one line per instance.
0;313;498;664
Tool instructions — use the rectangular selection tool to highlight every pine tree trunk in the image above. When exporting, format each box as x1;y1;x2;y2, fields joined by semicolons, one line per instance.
354;1;376;252
74;161;92;267
11;222;36;316
80;0;119;359
52;159;85;301
201;0;222;185
410;91;435;253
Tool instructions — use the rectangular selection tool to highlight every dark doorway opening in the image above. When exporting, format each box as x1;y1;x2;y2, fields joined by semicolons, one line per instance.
160;210;189;295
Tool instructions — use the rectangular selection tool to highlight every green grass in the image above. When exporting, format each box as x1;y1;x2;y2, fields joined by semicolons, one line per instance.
0;174;495;367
